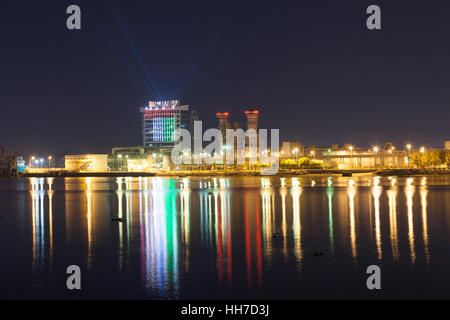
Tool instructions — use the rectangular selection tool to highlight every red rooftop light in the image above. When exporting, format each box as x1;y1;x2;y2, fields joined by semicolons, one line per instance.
245;110;259;115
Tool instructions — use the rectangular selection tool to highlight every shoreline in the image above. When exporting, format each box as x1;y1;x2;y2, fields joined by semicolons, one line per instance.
373;168;450;176
1;168;449;178
157;168;450;177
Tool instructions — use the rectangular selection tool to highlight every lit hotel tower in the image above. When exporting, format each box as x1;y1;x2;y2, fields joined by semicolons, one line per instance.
216;112;231;136
140;100;198;147
245;109;259;131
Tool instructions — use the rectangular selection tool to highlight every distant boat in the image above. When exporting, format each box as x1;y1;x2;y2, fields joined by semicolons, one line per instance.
17;156;27;173
111;217;125;222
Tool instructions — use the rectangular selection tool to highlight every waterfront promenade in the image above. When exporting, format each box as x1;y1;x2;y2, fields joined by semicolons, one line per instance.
2;168;450;178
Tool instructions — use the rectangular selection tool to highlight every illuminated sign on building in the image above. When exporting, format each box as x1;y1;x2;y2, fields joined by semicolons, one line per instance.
140;100;198;147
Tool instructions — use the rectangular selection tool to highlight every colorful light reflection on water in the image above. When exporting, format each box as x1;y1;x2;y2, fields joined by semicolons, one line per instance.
1;175;450;299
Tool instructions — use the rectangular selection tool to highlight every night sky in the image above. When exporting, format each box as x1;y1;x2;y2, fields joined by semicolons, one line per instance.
1;0;450;158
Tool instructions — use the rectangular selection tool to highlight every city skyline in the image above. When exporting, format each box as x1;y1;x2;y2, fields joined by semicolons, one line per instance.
1;1;450;155
14;97;450;162
2;0;450;307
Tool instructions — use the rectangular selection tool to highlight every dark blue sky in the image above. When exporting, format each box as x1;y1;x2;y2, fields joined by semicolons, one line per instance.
1;0;450;157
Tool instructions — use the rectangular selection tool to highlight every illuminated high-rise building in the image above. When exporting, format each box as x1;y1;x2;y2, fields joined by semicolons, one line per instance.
216;112;232;137
140;100;198;147
245;109;259;131
244;109;260;155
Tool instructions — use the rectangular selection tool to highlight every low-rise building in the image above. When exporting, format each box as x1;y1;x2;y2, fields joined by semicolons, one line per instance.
280;141;304;159
315;143;408;169
0;156;18;175
109;146;168;171
65;154;108;172
127;158;151;172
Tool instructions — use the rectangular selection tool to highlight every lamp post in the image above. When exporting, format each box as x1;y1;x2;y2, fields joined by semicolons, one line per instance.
118;154;122;171
349;145;353;169
391;147;396;167
48;156;52;168
373;146;379;168
406;144;412;168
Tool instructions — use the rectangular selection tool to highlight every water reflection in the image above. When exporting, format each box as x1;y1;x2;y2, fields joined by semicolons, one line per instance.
243;190;263;290
405;178;416;265
420;185;430;267
11;175;447;298
347;180;357;263
218;179;232;288
31;178;45;286
327;185;335;257
180;181;190;273
85;178;93;270
47;178;54;272
261;178;274;266
139;179;177;297
373;177;382;261
125;177;133;252
280;186;288;260
291;178;302;270
388;187;399;263
116;177;124;272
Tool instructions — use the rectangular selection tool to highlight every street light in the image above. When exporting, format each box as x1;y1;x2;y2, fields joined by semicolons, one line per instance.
420;147;425;153
406;144;412;156
118;154;122;171
48;156;52;168
390;147;396;167
406;144;412;167
349;145;353;168
373;146;379;167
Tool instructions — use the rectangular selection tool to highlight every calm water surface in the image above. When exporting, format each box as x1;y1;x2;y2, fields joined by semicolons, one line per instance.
1;175;450;299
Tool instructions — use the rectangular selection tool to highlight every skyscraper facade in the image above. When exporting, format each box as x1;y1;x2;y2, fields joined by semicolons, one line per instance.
140;100;198;147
